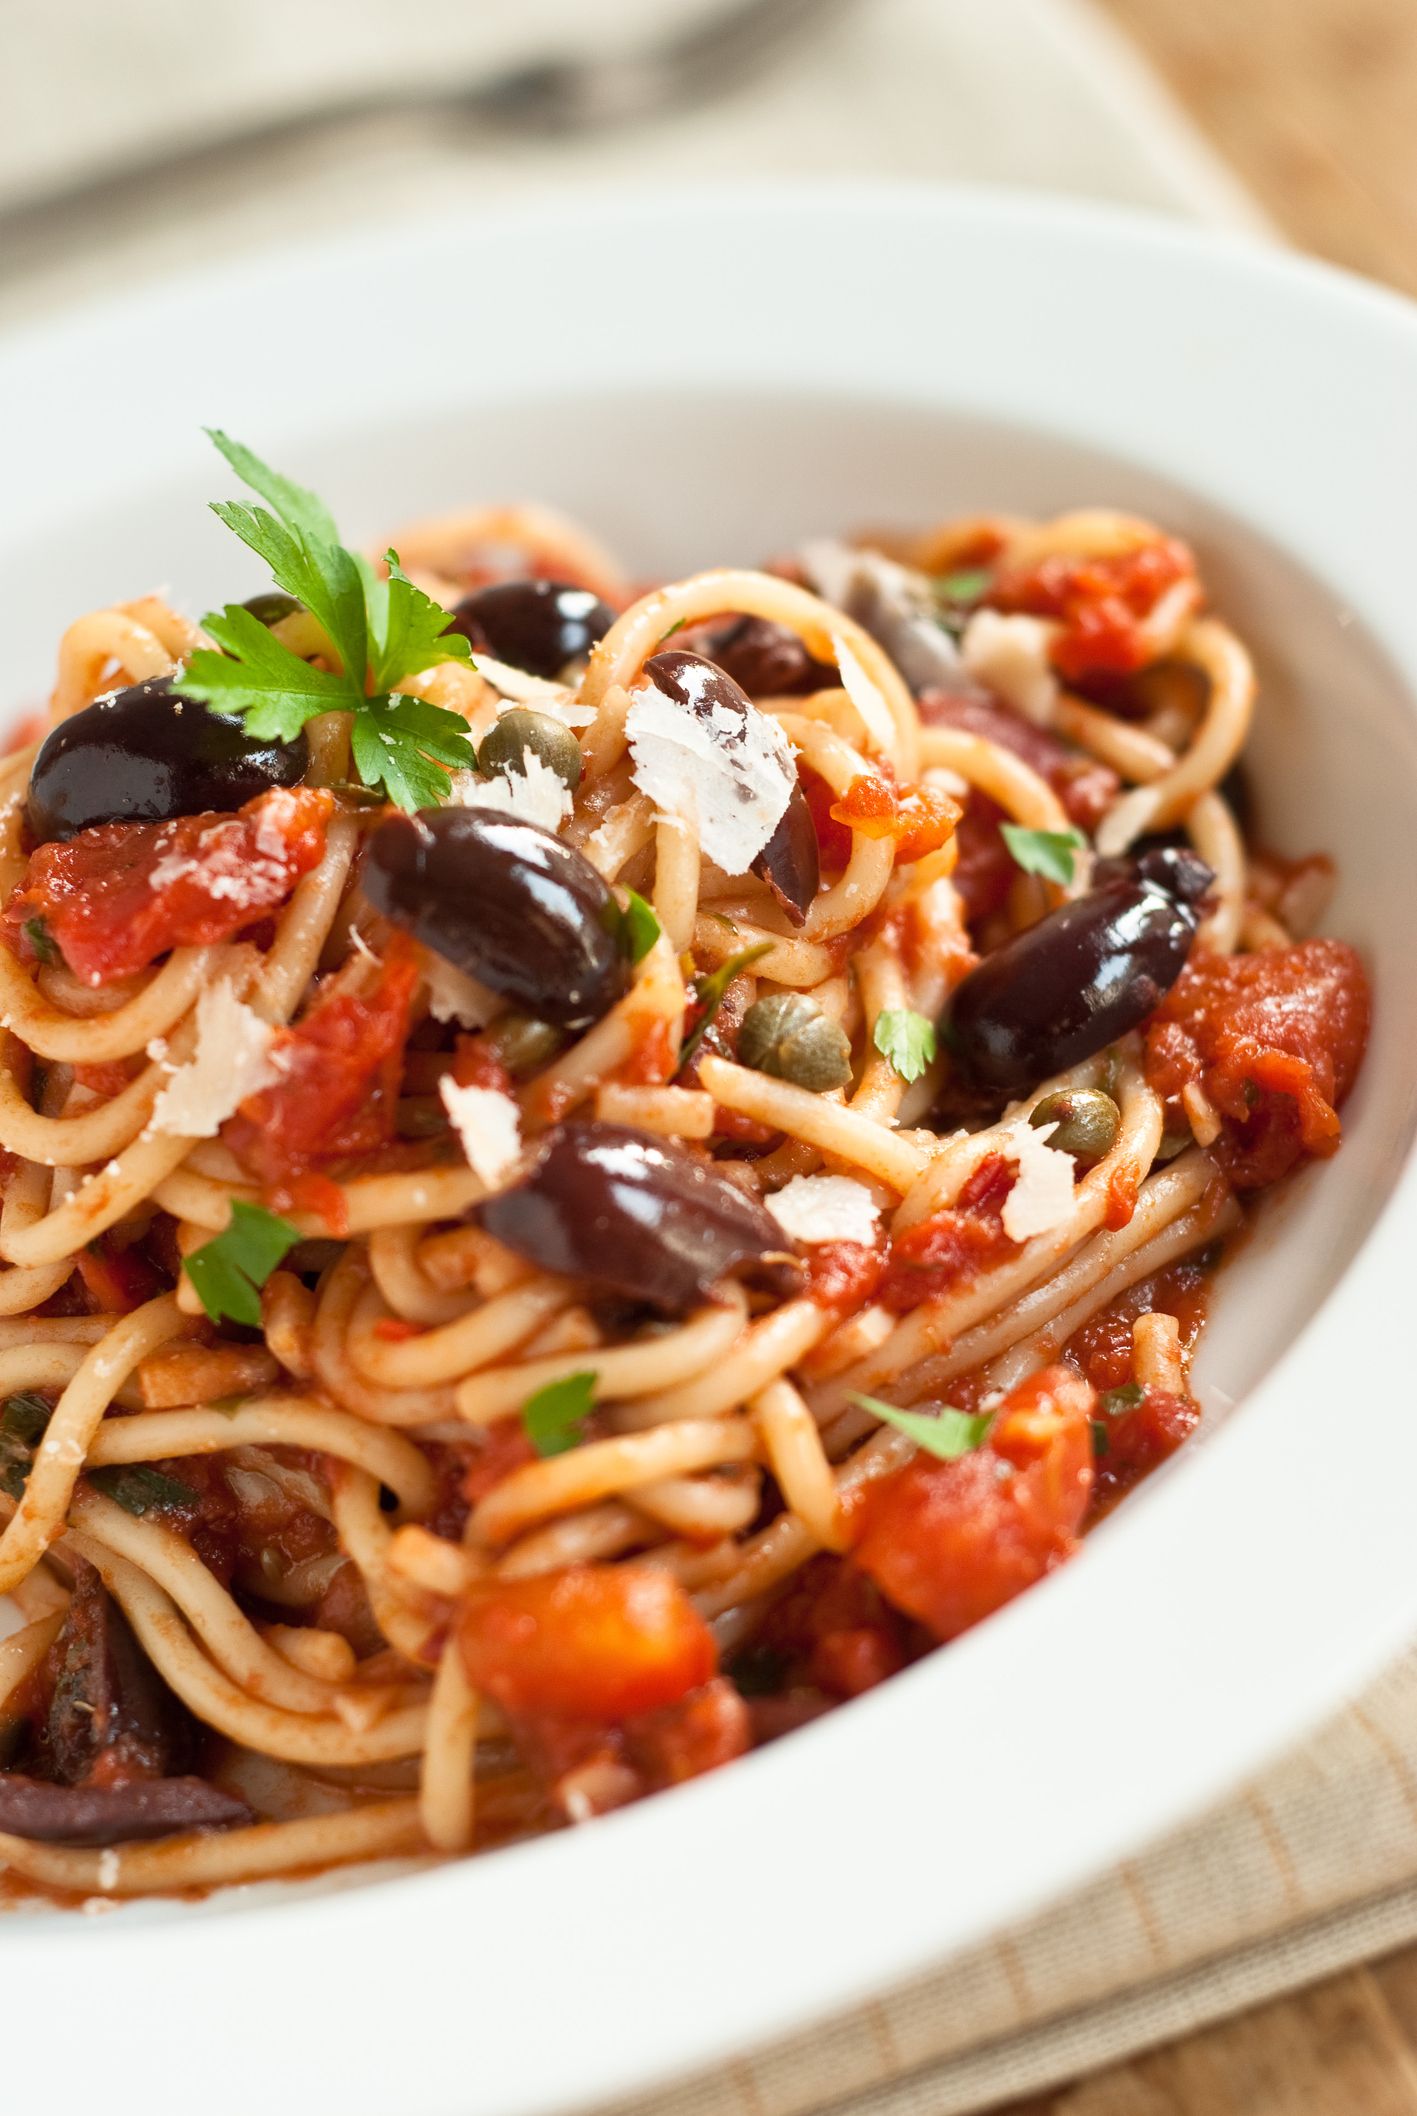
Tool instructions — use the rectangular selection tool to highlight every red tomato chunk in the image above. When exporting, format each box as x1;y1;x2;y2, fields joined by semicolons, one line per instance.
991;539;1196;683
458;1563;718;1722
879;1153;1018;1314
1144;938;1370;1188
1;787;331;988
849;1364;1095;1641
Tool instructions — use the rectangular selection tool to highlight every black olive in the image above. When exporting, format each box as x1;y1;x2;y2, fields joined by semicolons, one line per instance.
682;614;837;697
643;649;820;925
363;807;630;1033
473;1121;801;1314
241;590;303;626
944;847;1213;1097
449;578;615;679
0;1774;252;1846
26;678;309;844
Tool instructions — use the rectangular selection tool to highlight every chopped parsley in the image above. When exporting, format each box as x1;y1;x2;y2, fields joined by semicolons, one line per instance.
1089;1418;1111;1457
0;1392;52;1501
178;431;476;809
1000;823;1088;887
851;1393;994;1461
23;917;61;966
1098;1382;1144;1416
614;888;662;965
183;1200;301;1328
872;1008;938;1084
933;567;993;606
88;1465;198;1517
522;1371;596;1458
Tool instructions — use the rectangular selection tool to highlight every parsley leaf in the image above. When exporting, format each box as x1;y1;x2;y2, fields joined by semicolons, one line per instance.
1000;823;1088;886
349;693;477;812
850;1393;994;1461
872;1008;938;1084
184;433;475;809
367;551;472;693
1090;1418;1111;1457
183;604;352;742
522;1371;596;1458
676;941;775;1077
88;1465;198;1517
184;1200;301;1327
1098;1382;1144;1416
615;888;662;965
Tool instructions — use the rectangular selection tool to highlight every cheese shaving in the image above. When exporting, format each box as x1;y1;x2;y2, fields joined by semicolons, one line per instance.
146;980;277;1138
624;678;795;876
439;1078;522;1189
766;1174;882;1247
470;652;576;708
421;952;497;1030
453;750;572;834
960;610;1059;726
1000;1120;1077;1241
832;635;897;752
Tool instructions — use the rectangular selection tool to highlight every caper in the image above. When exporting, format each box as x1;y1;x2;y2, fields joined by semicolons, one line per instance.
488;1012;565;1077
738;992;853;1094
241;590;303;627
1029;1086;1121;1165
477;708;583;793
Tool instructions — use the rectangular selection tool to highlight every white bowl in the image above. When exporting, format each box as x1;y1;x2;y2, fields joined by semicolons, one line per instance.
3;186;1417;2116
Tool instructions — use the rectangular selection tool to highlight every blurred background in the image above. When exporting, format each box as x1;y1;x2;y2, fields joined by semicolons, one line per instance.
3;0;1412;331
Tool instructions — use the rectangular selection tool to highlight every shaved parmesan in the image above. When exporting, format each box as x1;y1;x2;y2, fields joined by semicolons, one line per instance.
470;653;574;708
832;635;897;752
766;1173;882;1247
146;981;277;1138
961;610;1059;727
421;951;497;1030
624;677;795;876
453;750;572;834
999;1120;1077;1241
439;1078;522;1189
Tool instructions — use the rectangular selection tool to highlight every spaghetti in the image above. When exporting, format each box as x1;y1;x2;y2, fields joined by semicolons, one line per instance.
0;456;1370;1900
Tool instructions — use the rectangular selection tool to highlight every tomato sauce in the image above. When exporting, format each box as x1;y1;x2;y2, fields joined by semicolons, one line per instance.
879;1154;1019;1313
990;538;1196;683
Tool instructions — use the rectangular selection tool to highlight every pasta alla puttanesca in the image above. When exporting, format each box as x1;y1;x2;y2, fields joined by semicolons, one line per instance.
0;440;1371;1900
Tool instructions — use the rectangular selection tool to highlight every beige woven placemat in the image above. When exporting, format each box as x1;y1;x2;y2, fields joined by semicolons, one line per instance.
3;3;1397;2108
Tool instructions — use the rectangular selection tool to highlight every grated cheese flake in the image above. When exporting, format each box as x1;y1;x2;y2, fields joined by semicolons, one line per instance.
624;677;796;876
1000;1119;1077;1241
146;980;278;1138
470;652;588;718
832;634;897;752
452;750;572;834
439;1078;522;1189
766;1173;882;1247
421;951;497;1030
961;610;1059;727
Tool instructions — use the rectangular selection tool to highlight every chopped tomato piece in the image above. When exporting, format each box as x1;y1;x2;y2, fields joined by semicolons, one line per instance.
458;1563;717;1722
224;937;418;1206
1144;939;1369;1188
879;1153;1018;1314
1090;1386;1199;1514
803;1240;886;1317
990;538;1196;683
828;774;960;864
1;787;332;988
75;1238;164;1314
459;1417;537;1507
848;1364;1095;1641
451;1035;515;1096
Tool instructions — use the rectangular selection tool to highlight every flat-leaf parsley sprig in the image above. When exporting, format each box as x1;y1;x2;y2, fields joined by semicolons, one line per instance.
179;430;477;808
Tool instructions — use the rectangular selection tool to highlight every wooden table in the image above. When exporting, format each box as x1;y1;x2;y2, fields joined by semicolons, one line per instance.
1004;13;1417;2104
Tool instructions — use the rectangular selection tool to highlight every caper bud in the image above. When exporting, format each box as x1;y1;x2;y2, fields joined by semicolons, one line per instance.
488;1013;565;1077
1029;1086;1121;1165
241;590;303;627
477;708;582;793
738;992;853;1094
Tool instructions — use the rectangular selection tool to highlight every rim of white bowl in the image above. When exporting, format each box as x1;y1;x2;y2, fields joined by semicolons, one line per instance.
2;185;1417;2116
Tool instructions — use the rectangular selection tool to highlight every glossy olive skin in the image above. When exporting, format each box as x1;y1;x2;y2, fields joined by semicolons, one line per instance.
643;649;820;925
25;678;309;844
945;846;1214;1097
473;1121;801;1315
363;807;630;1032
449;578;615;679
